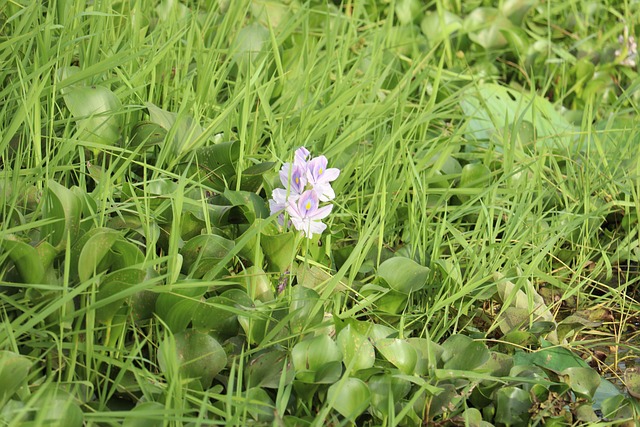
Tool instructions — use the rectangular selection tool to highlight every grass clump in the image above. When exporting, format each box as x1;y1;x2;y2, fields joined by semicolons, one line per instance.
1;0;640;425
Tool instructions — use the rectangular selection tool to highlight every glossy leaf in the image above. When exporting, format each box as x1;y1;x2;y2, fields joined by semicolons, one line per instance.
441;335;490;371
63;84;122;145
245;348;294;389
375;339;418;374
377;257;430;294
158;329;227;389
192;289;252;338
337;324;375;372
122;402;165;427
1;237;45;284
180;234;235;279
42;180;83;249
560;366;600;399
0;351;32;403
78;229;120;282
291;335;342;384
327;378;370;420
495;386;531;425
155;285;208;333
145;102;203;156
129;121;167;149
288;286;323;334
195;141;240;191
95;268;146;324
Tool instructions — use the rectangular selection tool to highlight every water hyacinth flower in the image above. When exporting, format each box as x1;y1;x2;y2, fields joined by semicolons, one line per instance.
287;190;333;239
306;155;340;202
615;25;638;68
269;147;339;238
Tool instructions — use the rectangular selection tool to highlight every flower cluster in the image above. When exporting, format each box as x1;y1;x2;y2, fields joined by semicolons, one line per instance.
269;147;340;238
615;26;637;68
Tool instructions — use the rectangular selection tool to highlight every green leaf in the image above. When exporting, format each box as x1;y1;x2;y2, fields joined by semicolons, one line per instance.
222;188;269;223
239;265;274;302
42;180;83;249
465;8;512;49
95;268;146;324
78;229;120;282
231;23;270;69
240;161;276;192
291;335;342;384
158;329;227;389
129;121;167;149
458;163;492;202
408;337;444;375
260;230;297;273
180;234;235;279
242;387;275;422
513;343;589;373
560;366;600;399
245;348;294;389
494;386;531;426
145;102;203;156
623;367;640;399
155;285;208;333
0;351;32;404
441;335;490;371
375;339;418;375
288;286;323;334
122;402;165;427
420;11;462;43
337;324;375;372
327;378;370;420
192;289;252;338
377;257;430;294
195;141;240;191
460;83;576;151
1;237;45;284
63;84;122;146
394;0;421;25
368;374;412;418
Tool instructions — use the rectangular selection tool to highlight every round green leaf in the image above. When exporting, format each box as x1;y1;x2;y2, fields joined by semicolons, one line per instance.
328;378;370;420
42;180;83;249
63;85;122;145
288;286;323;334
368;374;412;418
495;386;531;425
624;367;640;399
158;329;227;389
0;351;32;403
232;23;270;68
245;348;294;389
1;237;45;284
441;334;490;371
181;234;235;279
337;324;375;372
155;284;208;333
291;335;342;384
78;229;120;282
560;366;600;399
240;266;274;302
122;402;165;427
377;257;430;294
375;339;417;375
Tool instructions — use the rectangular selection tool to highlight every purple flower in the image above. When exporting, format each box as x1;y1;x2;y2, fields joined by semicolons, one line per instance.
306;155;340;202
286;190;332;239
278;163;307;195
294;146;310;167
268;146;338;238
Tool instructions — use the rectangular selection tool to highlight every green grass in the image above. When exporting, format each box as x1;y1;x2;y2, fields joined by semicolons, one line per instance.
1;0;640;425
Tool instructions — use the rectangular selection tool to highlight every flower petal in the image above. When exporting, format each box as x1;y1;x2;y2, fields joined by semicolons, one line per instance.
319;167;340;183
309;203;333;220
